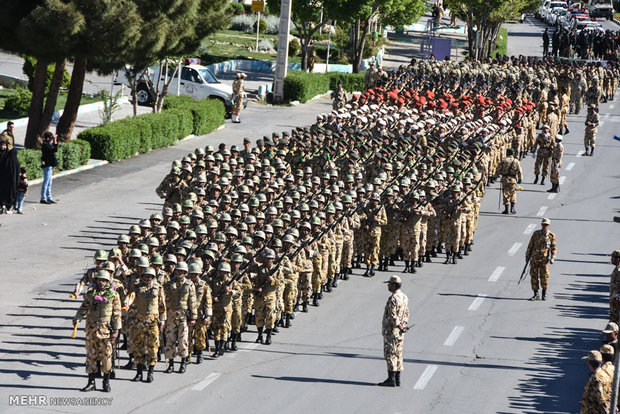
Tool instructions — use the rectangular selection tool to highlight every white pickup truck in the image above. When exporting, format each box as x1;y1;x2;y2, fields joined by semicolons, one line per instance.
135;64;246;115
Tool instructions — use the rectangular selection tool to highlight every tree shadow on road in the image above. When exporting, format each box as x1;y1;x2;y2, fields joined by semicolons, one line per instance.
252;374;376;386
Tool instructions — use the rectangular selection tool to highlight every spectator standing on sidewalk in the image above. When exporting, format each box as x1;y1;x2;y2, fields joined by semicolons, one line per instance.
0;139;19;214
0;121;15;150
542;28;549;57
15;167;29;214
40;131;58;204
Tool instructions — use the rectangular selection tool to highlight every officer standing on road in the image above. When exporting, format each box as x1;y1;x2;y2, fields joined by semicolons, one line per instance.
378;275;409;388
584;105;599;156
231;72;246;124
548;135;564;193
609;250;620;323
525;218;557;301
498;148;522;215
73;270;122;392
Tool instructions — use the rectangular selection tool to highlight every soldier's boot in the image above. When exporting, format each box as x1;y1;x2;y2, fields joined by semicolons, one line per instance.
389;255;396;266
463;244;470;256
353;256;361;268
302;301;309;313
325;280;332;292
272;324;280;333
363;265;370;277
157;348;162;362
548;184;558;193
430;246;437;257
344;268;351;280
369;264;376;276
542;288;547;301
332;276;338;288
265;329;273;345
502;204;509;214
145;365;154;383
231;337;238;351
109;370;116;379
564;126;569;134
556;184;560;193
256;327;264;344
347;266;353;274
285;313;292;328
123;354;135;370
584;147;589;156
409;262;416;274
178;357;188;374
417;257;423;268
510;203;516;215
211;341;220;358
383;257;390;272
96;362;102;378
452;251;458;264
444;250;451;264
80;373;96;392
312;293;320;307
403;260;409;273
377;371;396;387
529;291;539;301
456;248;463;260
164;359;174;373
120;334;128;350
377;258;383;271
425;252;432;263
219;340;227;356
394;371;401;387
293;302;300;312
102;373;111;393
533;175;539;184
590;146;595;156
317;290;323;299
540;177;545;185
196;350;204;363
131;364;144;382
436;244;443;254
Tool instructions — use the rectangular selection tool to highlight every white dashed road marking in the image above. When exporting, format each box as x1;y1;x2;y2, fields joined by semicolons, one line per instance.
523;224;536;235
576;150;585;157
192;372;222;391
443;326;464;346
559;176;566;185
413;365;438;390
565;162;575;171
610;104;615;109
547;193;556;200
489;266;506;282
468;294;487;311
508;242;522;256
536;206;548;217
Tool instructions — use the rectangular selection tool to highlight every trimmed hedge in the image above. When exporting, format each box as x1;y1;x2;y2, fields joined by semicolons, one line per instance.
73;139;91;165
283;71;365;103
16;140;92;180
78;98;225;162
17;149;43;180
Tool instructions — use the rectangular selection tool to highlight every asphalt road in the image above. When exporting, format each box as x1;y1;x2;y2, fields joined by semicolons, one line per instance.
2;22;620;414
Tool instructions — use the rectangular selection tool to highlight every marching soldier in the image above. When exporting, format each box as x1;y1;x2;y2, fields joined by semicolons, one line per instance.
532;125;554;186
498;148;522;215
378;275;409;387
73;270;122;392
253;249;279;345
360;192;387;277
548;135;564;193
609;250;620;323
188;263;212;362
163;261;197;373
210;262;237;356
525;218;556;301
72;250;108;298
580;350;612;414
584;105;599;156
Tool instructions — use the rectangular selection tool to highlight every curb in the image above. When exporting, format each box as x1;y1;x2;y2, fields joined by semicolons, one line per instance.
289;91;332;106
30;160;110;186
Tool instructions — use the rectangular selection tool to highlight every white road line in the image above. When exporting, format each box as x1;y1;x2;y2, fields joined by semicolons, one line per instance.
192;372;222;391
611;104;615;109
443;326;464;346
413;365;438;390
489;266;506;282
600;121;605;127
508;242;522;256
576;150;585;157
239;343;259;352
536;206;548;217
468;294;487;311
559;176;566;185
547;193;556;200
523;224;536;235
565;162;575;171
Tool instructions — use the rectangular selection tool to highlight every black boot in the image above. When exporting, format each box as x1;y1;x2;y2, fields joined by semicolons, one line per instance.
547;184;557;193
395;371;401;387
463;244;470;256
123;354;134;370
332;276;338;288
377;371;396;387
196;350;203;363
363;265;370;277
317;291;323;299
302;301;309;313
231;335;238;351
403;260;409;273
145;365;154;383
502;204;509;214
120;334;128;350
540;177;545;185
585;147;589;156
409;263;416;273
417;257;423;267
542;288;547;301
425;252;432;263
285;313;292;328
383;257;390;272
102;373;111;392
164;359;174;373
272;324;279;333
430;246;437;257
467;243;472;252
218;340;226;356
452;251;458;264
369;264;376;276
533;175;539;184
377;258;384;271
178;357;187;374
344;268;351;280
312;293;320;307
131;364;144;382
564;126;569;134
293;302;299;312
510;203;516;214
80;373;96;392
556;184;560;193
590;146;595;156
256;327;264;343
529;291;539;301
444;250;451;264
265;329;272;345
389;255;396;266
456;248;463;260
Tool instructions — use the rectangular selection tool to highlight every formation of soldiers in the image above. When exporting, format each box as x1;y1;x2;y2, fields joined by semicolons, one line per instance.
71;55;618;393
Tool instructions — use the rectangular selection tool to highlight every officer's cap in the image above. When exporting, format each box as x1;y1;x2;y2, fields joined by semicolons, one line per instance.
384;275;402;284
541;218;551;225
582;350;602;363
603;322;619;333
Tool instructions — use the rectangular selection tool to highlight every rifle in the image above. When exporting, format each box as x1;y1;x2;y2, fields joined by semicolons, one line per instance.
71;321;79;338
518;256;531;284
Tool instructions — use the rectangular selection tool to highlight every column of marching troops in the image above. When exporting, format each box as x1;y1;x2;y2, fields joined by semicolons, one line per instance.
70;55;620;396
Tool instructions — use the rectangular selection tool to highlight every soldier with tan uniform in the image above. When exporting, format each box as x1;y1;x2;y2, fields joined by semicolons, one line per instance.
361;192;388;277
73;270;122;392
548;135;564;193
533;125;554;186
253;249;279;345
210;262;238;357
163;261;197;374
525;218;556;301
188;263;212;362
498;148;523;215
584;105;599;156
580;350;612;414
129;267;166;383
608;250;620;323
378;275;409;388
72;250;108;298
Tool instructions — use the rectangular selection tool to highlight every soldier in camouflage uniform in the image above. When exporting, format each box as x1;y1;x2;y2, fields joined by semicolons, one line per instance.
72;250;108;298
533;125;554;186
210;262;238;357
360;192;387;277
525;218;556;301
498;148;523;215
377;275;409;388
580;350;612;414
548;135;564;193
608;250;620;323
584;105;599;156
73;270;122;392
188;263;212;362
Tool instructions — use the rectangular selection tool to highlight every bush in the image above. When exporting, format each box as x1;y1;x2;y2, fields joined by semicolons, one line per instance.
73;139;91;165
58;141;82;171
263;15;280;34
253;18;267;34
78;121;141;162
327;73;365;92
162;95;196;111
17;149;43;180
4;87;32;114
288;38;301;57
166;108;195;139
230;1;245;14
283;71;330;103
190;99;226;135
230;14;255;32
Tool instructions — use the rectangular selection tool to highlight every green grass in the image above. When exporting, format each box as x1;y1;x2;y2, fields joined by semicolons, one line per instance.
0;89;102;123
490;27;508;57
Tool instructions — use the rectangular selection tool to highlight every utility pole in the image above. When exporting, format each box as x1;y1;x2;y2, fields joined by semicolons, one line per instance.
273;0;292;103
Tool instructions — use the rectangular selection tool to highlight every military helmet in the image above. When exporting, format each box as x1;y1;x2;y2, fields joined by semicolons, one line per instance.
137;256;150;268
129;248;142;258
143;267;156;277
218;262;231;272
94;270;111;282
263;248;276;259
151;254;163;265
94;249;109;261
164;254;177;264
103;261;116;272
188;263;202;274
176;262;188;272
129;225;141;235
117;234;131;244
231;253;244;263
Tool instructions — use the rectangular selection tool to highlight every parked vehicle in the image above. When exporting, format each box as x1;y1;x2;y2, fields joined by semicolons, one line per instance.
586;0;614;19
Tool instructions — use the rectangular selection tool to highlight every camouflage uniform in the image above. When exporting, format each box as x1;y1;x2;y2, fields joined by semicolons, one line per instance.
550;141;564;186
584;110;599;150
498;154;523;205
382;287;409;372
191;277;212;354
253;262;279;330
164;276;197;359
581;367;612;414
525;228;557;293
609;261;620;323
131;279;166;367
